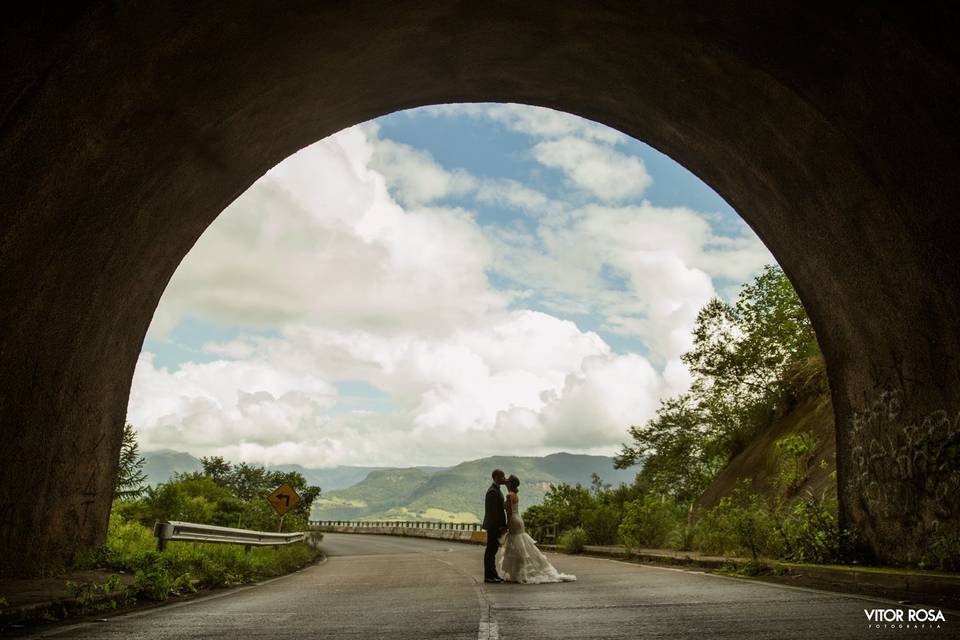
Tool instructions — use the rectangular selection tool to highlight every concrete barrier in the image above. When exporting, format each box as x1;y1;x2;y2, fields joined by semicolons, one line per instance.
315;524;487;545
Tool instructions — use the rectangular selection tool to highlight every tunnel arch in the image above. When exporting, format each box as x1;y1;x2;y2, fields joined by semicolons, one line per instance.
2;2;959;575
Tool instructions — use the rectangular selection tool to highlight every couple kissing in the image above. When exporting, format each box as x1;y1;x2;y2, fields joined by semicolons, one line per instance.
481;468;575;584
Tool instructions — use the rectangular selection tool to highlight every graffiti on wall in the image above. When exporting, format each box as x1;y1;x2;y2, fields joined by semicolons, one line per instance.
847;390;960;544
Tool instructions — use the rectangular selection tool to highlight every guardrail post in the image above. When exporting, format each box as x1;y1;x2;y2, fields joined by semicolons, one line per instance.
153;522;172;552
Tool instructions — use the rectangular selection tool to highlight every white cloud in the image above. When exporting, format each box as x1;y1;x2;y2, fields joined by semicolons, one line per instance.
419;103;627;145
416;104;651;201
148;125;506;341
486;202;770;362
535;353;662;446
132;103;775;468
367;130;554;216
130;311;668;466
128;353;337;451
367;130;476;207
533;137;652;201
474;178;552;214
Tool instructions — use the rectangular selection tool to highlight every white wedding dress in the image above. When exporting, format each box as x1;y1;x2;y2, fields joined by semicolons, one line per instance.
496;491;576;584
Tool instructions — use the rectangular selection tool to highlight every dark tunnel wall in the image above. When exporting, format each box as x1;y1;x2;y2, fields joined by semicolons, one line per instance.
1;2;959;575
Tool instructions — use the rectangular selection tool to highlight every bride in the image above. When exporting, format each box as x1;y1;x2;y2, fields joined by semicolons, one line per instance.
496;474;576;584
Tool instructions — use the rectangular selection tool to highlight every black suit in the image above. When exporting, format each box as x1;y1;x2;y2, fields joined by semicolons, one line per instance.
482;482;506;580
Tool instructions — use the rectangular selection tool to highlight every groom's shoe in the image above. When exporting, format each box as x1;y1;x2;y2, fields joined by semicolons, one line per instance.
484;577;505;583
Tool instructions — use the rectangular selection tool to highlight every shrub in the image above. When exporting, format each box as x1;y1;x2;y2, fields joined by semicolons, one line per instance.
619;495;682;550
65;575;133;613
773;431;817;498
557;527;588;554
694;483;778;560
582;504;621;545
781;355;829;400
523;484;594;535
75;510;322;601
133;553;178;601
775;489;840;563
925;532;960;572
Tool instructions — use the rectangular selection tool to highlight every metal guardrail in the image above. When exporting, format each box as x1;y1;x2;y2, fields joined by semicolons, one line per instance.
153;520;308;552
310;520;481;531
312;520;560;544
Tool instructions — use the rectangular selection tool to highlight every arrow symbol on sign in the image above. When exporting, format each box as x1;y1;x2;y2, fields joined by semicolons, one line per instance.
278;494;290;507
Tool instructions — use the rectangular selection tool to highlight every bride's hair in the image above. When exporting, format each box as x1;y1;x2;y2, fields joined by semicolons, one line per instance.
506;474;520;492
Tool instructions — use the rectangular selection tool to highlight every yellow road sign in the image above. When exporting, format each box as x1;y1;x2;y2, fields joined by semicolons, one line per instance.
267;483;301;516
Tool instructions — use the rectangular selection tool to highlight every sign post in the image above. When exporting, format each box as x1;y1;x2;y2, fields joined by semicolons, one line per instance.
267;483;301;532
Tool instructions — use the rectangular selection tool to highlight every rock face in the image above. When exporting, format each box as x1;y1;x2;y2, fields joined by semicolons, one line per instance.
1;2;958;576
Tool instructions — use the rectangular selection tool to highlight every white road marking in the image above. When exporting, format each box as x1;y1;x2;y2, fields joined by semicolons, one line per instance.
432;556;499;640
478;619;499;640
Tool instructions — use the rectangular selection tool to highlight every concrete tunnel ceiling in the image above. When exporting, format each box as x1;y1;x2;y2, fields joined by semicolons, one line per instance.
1;2;959;576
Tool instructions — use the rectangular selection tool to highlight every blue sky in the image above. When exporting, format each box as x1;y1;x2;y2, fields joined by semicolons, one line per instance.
129;104;772;467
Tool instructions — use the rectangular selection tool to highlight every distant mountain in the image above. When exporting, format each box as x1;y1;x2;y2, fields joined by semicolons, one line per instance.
140;450;637;522
140;450;447;491
312;453;640;523
142;449;203;486
268;464;447;491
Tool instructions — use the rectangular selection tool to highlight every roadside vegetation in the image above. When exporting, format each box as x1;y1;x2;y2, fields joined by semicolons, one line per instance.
69;434;324;604
73;511;321;602
526;266;898;568
114;453;321;534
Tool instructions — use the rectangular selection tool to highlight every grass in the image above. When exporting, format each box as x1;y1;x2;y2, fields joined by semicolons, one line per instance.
74;513;323;601
421;508;480;523
777;561;960;578
314;497;368;508
714;559;773;577
347;506;481;523
557;527;588;554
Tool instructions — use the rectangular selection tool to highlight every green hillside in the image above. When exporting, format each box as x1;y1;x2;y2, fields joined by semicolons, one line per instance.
267;464;429;491
141;452;444;491
140;449;640;524
696;361;836;510
312;453;640;523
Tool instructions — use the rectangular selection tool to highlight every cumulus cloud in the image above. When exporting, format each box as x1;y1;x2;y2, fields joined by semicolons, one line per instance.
131;104;774;467
128;353;337;451
419;103;627;145
418;103;651;201
129;311;669;466
532;137;652;201
474;178;552;214
368;131;554;215
367;131;477;207
493;353;664;449
487;202;769;363
148;125;506;340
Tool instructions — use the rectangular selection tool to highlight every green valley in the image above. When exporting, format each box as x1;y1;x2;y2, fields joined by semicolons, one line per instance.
312;453;640;523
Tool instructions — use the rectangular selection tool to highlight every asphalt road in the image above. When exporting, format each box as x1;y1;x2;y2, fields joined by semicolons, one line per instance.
24;533;953;639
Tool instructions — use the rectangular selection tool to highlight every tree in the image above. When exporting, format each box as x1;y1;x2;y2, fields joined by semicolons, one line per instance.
618;265;820;510
523;483;593;535
225;462;270;501
115;423;147;500
619;494;684;549
681;265;819;456
616;395;725;504
683;265;818;412
589;472;611;497
127;462;321;531
200;456;232;485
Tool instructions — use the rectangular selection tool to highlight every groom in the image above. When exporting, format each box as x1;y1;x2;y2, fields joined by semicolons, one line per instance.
482;468;508;583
